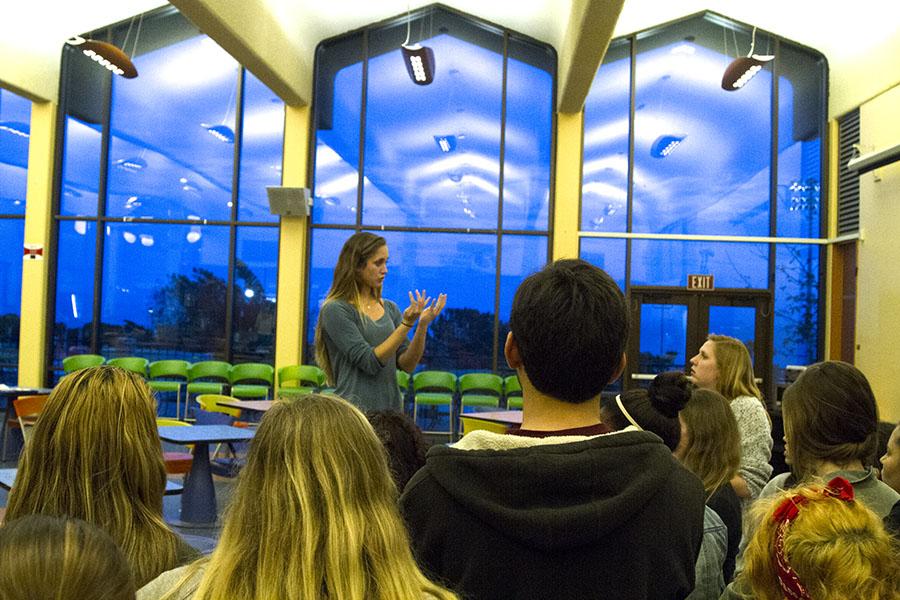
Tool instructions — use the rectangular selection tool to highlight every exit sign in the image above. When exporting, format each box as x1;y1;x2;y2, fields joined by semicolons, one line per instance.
687;274;714;290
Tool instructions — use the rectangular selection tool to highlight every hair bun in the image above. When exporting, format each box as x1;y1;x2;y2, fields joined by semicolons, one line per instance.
648;371;691;418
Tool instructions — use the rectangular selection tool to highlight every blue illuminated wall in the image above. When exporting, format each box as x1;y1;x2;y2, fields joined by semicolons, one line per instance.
309;6;554;372
52;8;284;377
581;12;825;383
0;87;30;384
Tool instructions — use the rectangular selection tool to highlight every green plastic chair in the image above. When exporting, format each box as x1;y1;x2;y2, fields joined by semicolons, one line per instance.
277;364;325;397
106;357;149;376
413;370;457;437
230;363;274;399
504;374;523;409
62;354;105;374
396;370;410;393
459;372;503;411
186;361;232;419
148;360;190;420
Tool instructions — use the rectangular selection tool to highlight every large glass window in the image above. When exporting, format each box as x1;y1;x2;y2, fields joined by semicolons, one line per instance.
308;6;554;371
51;8;283;378
581;11;826;387
0;87;31;383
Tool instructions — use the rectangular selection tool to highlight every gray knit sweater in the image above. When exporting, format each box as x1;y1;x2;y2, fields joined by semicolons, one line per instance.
730;395;773;502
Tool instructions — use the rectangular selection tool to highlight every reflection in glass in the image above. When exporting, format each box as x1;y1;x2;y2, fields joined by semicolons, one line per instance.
639;304;688;374
107;35;238;220
773;244;819;375
776;44;824;238
306;228;349;361
0;87;31;217
52;220;97;366
60;117;103;217
238;71;285;222
631;240;768;288
582;39;630;233
232;227;279;362
362;29;503;229
580;238;627;290
632;17;772;236
499;235;547;324
313;34;363;225
99;223;230;360
708;306;756;359
0;220;25;376
502;38;553;231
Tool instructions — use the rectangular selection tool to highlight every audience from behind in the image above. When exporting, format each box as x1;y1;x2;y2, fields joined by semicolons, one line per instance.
4;366;197;587
880;421;900;535
0;514;135;600
770;361;899;517
689;335;773;504
675;388;742;584
401;259;706;600
367;410;429;492
599;370;690;451
139;394;456;600
732;478;900;600
723;361;900;598
601;372;729;600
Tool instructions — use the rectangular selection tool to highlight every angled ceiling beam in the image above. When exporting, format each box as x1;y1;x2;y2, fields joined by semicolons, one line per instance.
557;0;625;114
170;0;310;106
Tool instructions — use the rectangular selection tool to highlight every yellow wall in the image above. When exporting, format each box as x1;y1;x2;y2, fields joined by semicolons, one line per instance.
552;111;583;260
853;82;900;423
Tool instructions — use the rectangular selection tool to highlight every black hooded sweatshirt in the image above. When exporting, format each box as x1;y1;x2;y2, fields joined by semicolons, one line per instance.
400;429;706;600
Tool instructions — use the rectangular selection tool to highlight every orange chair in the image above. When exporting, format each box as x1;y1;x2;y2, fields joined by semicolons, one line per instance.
3;395;49;457
156;418;193;475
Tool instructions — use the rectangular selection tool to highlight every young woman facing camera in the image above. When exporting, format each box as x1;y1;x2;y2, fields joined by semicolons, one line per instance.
139;394;457;600
315;232;446;411
689;335;772;503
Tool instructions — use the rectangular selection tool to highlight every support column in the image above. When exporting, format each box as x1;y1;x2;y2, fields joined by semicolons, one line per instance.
273;104;311;383
18;100;57;387
552;111;584;260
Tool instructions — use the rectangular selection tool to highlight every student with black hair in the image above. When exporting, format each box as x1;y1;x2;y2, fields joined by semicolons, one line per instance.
401;259;705;600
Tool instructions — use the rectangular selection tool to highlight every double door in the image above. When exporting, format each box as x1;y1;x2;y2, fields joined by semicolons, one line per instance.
625;287;772;397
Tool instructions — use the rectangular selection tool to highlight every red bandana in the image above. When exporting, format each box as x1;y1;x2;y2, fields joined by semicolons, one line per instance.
770;476;855;600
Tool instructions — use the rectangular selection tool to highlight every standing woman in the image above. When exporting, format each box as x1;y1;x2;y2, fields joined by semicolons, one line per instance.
689;334;773;503
315;232;446;411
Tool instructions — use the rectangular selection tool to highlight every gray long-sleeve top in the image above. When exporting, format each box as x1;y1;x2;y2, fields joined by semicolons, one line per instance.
319;299;409;411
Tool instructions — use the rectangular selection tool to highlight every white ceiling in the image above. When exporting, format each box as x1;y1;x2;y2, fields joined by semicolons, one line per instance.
2;1;899;114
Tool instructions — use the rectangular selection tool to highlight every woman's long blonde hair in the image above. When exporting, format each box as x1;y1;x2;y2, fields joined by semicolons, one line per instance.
5;366;186;587
678;388;741;498
739;482;900;600
0;515;135;600
164;394;456;600
707;334;763;403
314;232;387;384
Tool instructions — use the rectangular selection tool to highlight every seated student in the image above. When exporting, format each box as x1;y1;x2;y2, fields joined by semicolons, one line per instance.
734;478;899;600
401;259;706;600
675;388;743;584
880;421;900;535
367;410;429;491
0;514;135;600
139;394;456;600
601;372;730;600
5;366;197;587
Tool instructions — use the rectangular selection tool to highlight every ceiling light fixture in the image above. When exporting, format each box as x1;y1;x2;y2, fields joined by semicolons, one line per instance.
650;134;686;158
201;74;238;143
721;26;773;91
400;5;435;85
434;135;457;153
114;156;147;172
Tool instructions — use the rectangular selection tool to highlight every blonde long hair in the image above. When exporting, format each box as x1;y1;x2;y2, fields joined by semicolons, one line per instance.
5;366;186;587
707;334;763;402
739;482;900;600
163;394;456;600
678;388;741;498
314;232;387;384
0;515;135;600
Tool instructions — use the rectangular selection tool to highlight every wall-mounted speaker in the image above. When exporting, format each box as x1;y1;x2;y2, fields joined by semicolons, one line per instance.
266;186;312;217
